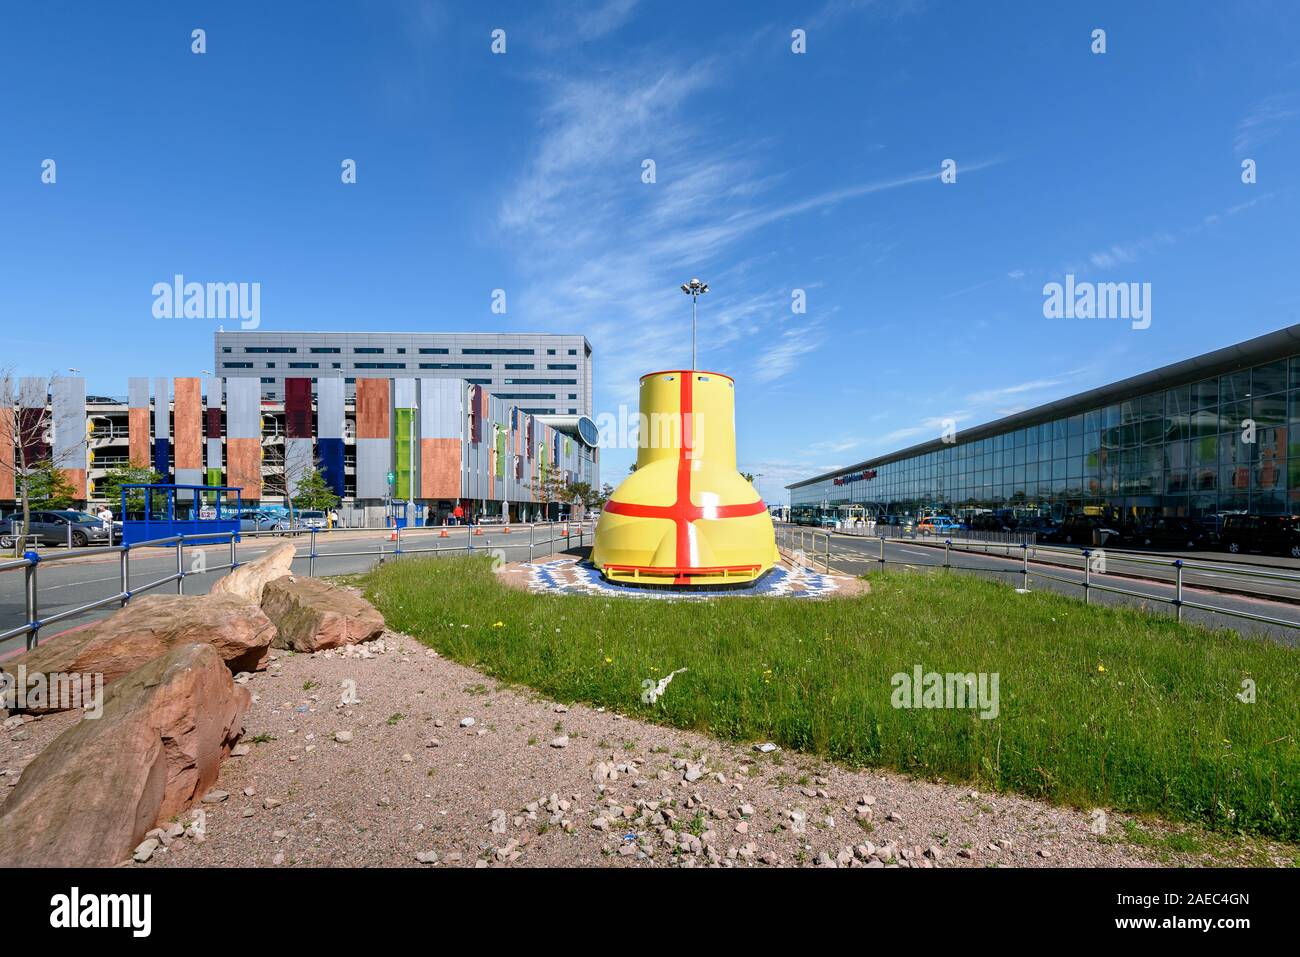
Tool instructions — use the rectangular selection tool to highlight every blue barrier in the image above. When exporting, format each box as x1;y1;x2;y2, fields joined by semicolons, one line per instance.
120;483;243;546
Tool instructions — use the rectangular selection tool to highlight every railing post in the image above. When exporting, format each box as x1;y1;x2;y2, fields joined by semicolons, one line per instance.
230;533;238;571
176;536;185;594
1082;548;1091;604
66;521;72;551
879;535;885;568
23;550;39;650
944;539;951;569
119;543;131;607
309;528;317;577
1021;543;1029;590
529;523;534;562
395;524;402;559
1174;559;1184;623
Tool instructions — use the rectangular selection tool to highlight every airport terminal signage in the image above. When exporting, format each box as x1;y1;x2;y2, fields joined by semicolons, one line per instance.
833;469;877;486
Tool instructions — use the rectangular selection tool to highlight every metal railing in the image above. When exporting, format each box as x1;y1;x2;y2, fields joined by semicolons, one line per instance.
778;526;833;573
777;523;1300;631
1;520;593;652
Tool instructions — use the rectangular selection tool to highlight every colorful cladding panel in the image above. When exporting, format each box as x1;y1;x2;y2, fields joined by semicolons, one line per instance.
205;376;223;473
318;438;344;496
226;437;261;499
394;408;414;500
51;377;86;496
419;438;461;499
0;409;13;499
173;377;202;470
152;378;170;478
316;377;345;496
128;377;151;467
225;377;261;440
284;377;312;439
355;378;389;439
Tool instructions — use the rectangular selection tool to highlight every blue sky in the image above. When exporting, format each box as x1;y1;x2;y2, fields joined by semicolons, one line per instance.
3;0;1299;504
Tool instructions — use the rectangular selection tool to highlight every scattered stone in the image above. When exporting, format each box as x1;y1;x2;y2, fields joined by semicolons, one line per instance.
333;730;353;743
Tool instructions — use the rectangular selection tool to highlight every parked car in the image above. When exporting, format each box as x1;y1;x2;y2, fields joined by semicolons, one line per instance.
236;509;280;533
1040;516;1119;547
273;510;328;534
1125;517;1211;551
917;516;965;535
1218;515;1300;558
22;510;113;548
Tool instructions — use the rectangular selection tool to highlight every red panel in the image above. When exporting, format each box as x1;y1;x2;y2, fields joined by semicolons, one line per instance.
284;377;313;439
0;409;14;499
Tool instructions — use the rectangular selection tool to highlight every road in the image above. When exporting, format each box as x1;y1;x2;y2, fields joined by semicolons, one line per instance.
782;526;1300;646
5;521;1300;656
0;524;584;659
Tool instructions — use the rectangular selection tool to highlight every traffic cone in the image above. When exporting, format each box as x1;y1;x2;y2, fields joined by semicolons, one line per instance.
389;529;398;542
439;524;449;538
503;526;511;534
474;527;483;537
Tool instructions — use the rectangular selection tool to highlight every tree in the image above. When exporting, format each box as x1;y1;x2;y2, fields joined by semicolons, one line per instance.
261;435;324;528
741;471;756;484
99;462;162;516
26;459;78;509
292;466;340;513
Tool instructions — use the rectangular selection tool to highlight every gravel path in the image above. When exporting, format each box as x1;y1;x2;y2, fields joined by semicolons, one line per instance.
4;630;1293;868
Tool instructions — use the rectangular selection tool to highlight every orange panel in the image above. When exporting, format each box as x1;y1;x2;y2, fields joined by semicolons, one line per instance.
226;437;262;499
173;377;202;469
0;408;13;499
420;438;461;499
355;379;389;439
128;407;151;467
62;468;87;500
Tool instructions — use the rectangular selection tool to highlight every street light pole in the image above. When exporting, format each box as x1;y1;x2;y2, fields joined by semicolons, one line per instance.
679;278;709;370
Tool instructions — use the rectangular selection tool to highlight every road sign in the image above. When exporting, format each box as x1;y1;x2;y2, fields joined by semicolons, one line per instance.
386;471;396;485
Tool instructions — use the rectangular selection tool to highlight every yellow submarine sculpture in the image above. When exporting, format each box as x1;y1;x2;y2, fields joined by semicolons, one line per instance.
592;369;779;586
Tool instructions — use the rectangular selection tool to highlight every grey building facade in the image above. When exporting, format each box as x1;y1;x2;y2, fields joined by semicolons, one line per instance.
214;330;593;416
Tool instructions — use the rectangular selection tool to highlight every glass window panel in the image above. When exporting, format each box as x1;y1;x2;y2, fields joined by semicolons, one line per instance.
1252;394;1287;428
1220;400;1249;432
1192;378;1219;409
1084;409;1102;432
1067;414;1084;437
1253;360;1288;396
1220;370;1251;404
1140;393;1162;420
1165;386;1191;418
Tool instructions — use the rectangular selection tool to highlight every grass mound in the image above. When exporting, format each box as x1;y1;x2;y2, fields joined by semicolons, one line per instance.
363;557;1300;840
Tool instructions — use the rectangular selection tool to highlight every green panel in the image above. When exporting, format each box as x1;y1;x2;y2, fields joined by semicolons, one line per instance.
495;427;506;479
395;409;414;500
205;467;223;502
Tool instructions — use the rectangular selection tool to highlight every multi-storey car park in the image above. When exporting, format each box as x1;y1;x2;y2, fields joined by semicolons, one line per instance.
214;330;593;416
788;324;1300;532
1;373;598;528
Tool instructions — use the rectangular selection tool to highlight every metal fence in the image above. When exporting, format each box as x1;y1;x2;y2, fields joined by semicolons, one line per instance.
0;520;594;652
778;524;1300;631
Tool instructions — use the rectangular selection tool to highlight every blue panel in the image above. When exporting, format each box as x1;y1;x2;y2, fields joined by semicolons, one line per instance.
154;438;171;478
319;437;345;496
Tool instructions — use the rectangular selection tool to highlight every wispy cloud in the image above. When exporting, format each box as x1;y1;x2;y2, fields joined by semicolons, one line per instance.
495;57;1001;399
1235;93;1300;156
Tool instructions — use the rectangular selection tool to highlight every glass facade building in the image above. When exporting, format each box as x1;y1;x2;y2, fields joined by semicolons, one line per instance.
788;326;1300;525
